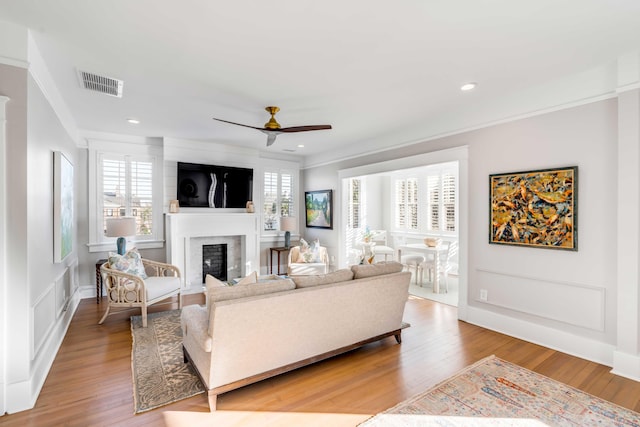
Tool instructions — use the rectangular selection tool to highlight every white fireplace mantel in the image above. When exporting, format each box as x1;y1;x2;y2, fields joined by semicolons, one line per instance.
165;213;260;289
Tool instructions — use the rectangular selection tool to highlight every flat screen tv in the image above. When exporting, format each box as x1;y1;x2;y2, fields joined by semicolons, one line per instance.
177;162;253;208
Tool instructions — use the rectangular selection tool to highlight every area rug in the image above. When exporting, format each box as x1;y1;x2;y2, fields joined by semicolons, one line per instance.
360;355;640;426
130;309;205;413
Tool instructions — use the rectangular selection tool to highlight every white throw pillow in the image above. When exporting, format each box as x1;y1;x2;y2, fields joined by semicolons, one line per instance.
236;271;258;285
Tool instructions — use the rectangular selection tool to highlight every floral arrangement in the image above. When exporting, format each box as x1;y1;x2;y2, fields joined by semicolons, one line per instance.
362;226;373;242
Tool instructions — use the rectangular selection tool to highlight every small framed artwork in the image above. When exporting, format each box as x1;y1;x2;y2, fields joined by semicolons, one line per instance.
489;166;577;250
53;151;74;262
305;189;333;229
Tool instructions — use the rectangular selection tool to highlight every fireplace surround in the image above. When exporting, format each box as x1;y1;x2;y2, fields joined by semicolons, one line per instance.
165;213;260;289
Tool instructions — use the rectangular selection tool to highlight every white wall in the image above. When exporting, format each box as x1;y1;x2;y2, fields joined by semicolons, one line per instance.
304;96;636;376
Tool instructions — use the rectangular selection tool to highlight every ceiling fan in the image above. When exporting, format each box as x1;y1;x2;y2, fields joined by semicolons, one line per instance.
213;106;332;147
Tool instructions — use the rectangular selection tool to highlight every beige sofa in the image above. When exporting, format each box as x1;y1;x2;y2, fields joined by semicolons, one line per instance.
181;261;411;411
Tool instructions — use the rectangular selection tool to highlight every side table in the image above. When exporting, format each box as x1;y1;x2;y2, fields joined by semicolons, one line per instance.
269;247;290;275
96;259;107;304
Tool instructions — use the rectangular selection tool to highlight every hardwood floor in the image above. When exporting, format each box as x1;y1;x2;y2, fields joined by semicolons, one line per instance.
2;294;640;426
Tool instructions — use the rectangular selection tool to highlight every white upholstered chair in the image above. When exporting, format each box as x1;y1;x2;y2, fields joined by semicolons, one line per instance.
401;254;426;284
370;230;394;261
100;257;182;327
287;245;329;275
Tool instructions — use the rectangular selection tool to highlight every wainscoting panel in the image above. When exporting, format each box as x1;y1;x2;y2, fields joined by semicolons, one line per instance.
475;269;605;331
32;284;56;359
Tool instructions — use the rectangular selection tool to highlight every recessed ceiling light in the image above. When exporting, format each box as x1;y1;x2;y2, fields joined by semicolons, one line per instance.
127;118;140;124
297;144;305;148
460;82;477;91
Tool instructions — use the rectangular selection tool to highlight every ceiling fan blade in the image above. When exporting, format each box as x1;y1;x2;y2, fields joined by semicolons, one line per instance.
213;118;264;131
265;133;278;146
279;125;332;133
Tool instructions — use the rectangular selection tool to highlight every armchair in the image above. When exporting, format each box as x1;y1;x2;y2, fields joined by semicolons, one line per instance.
287;245;329;275
99;256;182;327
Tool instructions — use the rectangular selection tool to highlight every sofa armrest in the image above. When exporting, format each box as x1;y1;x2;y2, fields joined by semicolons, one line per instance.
181;304;212;352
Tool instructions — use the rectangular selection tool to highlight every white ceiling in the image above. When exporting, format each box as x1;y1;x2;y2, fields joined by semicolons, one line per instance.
1;0;639;166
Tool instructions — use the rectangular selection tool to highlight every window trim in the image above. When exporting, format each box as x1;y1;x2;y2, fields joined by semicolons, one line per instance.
87;139;164;252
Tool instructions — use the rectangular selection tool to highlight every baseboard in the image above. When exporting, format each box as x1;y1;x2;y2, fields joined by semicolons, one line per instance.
466;305;616;370
5;290;81;414
612;350;640;382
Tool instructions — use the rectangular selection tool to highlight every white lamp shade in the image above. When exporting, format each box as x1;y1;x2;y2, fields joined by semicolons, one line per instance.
280;216;297;232
105;217;137;237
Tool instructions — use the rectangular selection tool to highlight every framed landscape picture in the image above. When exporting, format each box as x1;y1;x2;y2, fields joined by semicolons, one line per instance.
489;166;577;250
305;189;333;229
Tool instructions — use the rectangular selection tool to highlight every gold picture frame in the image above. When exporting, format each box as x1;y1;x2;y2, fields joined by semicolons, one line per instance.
489;166;577;250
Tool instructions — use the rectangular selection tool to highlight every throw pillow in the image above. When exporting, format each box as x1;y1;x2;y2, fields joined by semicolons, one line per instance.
236;271;258;285
108;247;148;279
297;238;310;263
205;274;227;312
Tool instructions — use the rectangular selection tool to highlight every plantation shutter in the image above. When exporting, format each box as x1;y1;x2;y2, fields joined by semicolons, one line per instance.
348;178;361;229
443;172;456;232
427;175;441;231
263;172;278;230
101;156;153;237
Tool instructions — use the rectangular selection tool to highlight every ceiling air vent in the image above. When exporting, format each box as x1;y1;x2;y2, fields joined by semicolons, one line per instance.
77;70;123;97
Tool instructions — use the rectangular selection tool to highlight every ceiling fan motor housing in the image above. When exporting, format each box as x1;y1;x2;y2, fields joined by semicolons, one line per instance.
264;106;281;129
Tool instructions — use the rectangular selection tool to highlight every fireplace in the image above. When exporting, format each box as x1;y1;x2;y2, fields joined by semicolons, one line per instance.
166;213;260;289
202;244;227;282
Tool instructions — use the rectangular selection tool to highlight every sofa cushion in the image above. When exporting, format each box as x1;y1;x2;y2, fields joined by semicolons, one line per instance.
292;269;354;288
208;279;295;303
351;261;403;279
207;278;295;336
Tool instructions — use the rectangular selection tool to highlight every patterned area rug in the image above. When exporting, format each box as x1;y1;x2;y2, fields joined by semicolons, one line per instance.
361;355;640;426
131;309;205;413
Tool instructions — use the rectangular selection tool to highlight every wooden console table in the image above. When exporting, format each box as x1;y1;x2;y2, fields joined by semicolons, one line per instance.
269;247;290;275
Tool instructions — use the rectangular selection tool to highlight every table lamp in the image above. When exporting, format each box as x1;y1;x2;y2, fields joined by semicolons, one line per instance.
280;216;296;249
106;217;137;255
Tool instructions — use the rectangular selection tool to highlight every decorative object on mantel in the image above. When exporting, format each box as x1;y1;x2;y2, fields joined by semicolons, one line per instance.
489;166;577;250
105;216;136;255
305;189;333;229
246;201;255;213
359;354;640;426
280;216;296;249
424;237;440;247
169;200;180;213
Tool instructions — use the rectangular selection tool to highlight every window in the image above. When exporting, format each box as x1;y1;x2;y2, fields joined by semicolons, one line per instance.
395;178;418;230
263;170;295;231
88;139;163;252
392;163;457;235
101;156;153;236
347;178;361;229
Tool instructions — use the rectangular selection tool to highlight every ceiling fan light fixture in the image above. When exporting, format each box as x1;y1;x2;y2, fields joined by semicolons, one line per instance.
127;118;140;124
297;144;305;148
460;82;477;91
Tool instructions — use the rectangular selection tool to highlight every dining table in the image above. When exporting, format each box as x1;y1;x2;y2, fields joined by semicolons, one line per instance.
397;243;448;293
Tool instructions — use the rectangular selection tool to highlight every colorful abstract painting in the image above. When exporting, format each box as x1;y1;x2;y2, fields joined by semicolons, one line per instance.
489;166;577;250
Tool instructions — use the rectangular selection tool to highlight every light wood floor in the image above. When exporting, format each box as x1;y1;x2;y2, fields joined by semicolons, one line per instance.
2;294;640;426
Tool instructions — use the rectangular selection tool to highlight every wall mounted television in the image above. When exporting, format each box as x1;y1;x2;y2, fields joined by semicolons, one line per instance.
177;162;253;208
